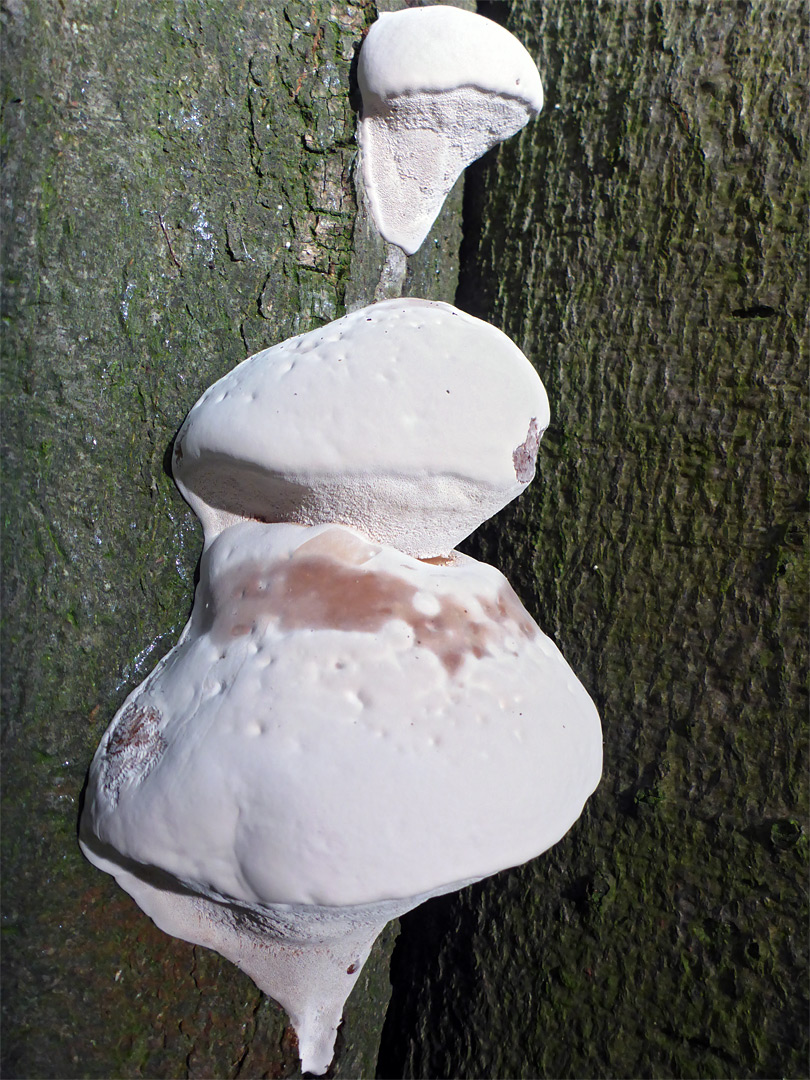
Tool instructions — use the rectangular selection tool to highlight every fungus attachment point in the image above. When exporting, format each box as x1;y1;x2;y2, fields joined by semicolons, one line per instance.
358;7;544;253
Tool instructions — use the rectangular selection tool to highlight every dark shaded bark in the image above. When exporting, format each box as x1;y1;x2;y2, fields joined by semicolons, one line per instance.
0;2;466;1076
378;2;808;1078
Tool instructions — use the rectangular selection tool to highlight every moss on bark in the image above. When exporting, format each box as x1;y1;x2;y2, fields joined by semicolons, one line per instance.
378;2;808;1078
0;2;466;1076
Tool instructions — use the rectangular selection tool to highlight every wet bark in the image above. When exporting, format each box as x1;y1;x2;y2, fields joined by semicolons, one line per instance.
379;1;808;1078
0;2;466;1077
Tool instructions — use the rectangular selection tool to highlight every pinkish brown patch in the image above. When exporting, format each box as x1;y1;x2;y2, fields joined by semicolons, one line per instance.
210;534;539;677
102;702;166;805
480;584;540;641
513;417;542;482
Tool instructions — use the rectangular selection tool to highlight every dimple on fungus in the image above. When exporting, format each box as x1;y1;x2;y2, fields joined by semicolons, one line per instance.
358;6;544;253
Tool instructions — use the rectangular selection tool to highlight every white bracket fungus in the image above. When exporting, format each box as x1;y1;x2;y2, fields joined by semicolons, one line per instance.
358;6;544;253
80;300;601;1076
172;299;549;559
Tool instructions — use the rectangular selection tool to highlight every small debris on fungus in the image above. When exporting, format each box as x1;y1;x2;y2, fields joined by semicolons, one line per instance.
513;416;542;483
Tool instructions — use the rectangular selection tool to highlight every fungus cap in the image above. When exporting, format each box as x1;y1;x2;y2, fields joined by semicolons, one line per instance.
80;521;602;1074
81;522;602;909
173;300;549;558
358;7;544;253
358;6;544;108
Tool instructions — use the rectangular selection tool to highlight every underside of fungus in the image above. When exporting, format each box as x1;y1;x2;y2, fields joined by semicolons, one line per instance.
81;836;470;1076
81;294;600;1074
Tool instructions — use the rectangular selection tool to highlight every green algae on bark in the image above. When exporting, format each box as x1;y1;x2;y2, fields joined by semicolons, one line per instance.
378;1;808;1078
0;2;467;1077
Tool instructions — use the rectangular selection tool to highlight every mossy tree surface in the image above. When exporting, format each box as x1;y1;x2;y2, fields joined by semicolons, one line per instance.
379;2;808;1079
3;1;806;1079
0;2;466;1077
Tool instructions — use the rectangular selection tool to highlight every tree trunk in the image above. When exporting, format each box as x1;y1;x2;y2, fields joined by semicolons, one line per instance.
2;1;806;1079
379;1;808;1078
0;2;465;1076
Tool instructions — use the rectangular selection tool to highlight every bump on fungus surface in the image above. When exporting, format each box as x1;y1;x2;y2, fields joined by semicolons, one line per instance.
80;307;600;1072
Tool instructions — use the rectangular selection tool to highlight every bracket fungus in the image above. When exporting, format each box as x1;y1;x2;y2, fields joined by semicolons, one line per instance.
80;300;601;1075
358;6;544;253
172;298;549;559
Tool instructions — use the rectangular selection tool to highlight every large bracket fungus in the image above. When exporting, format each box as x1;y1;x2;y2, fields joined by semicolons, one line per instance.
358;6;544;253
171;298;549;558
80;299;602;1076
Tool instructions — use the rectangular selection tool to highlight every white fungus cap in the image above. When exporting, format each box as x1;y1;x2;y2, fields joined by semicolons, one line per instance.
80;520;602;1074
81;522;602;910
358;7;544;253
173;299;549;558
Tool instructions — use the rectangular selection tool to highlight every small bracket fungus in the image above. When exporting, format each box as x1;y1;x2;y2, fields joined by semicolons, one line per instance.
358;6;544;253
172;299;549;559
81;301;601;1076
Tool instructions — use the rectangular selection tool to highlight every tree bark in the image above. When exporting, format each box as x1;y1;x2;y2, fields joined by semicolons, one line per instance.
379;1;808;1078
2;1;806;1078
0;2;465;1076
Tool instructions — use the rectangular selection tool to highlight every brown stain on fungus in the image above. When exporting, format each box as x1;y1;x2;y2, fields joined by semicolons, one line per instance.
513;416;541;482
210;532;538;676
102;703;166;804
480;589;538;641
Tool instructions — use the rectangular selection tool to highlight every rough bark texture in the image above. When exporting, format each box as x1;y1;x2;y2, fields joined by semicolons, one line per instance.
379;1;808;1078
0;2;466;1077
2;1;807;1079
